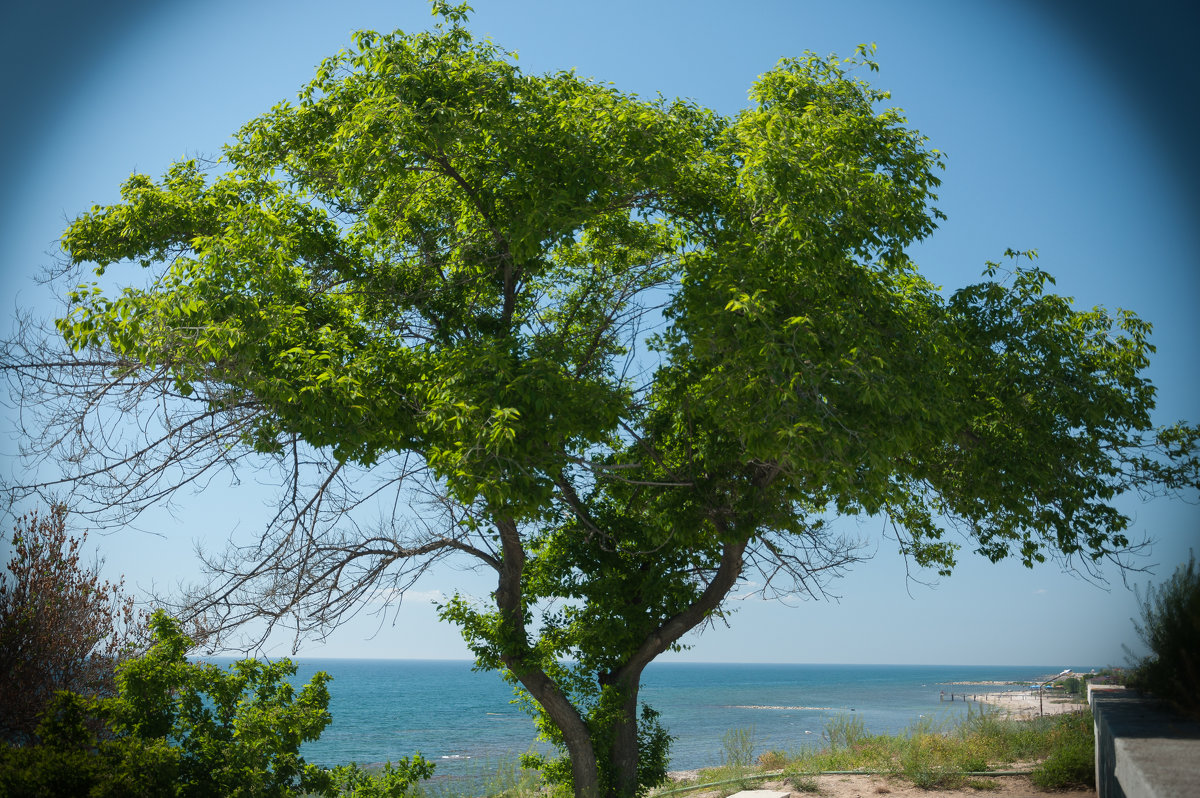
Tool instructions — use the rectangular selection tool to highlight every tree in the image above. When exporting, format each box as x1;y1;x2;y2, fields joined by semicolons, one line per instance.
0;505;144;743
3;6;1198;797
1128;551;1200;719
0;610;436;797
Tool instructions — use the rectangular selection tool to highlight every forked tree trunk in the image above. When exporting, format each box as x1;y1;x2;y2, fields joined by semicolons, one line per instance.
606;539;749;798
495;515;748;798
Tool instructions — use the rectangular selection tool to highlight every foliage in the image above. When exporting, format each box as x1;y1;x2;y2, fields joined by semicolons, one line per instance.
1029;710;1094;790
787;774;821;793
326;760;438;798
413;755;542;798
899;733;961;789
1087;666;1131;686
632;707;674;796
1128;550;1200;718
755;750;787;770
671;709;1096;795
963;778;1000;790
5;3;1198;797
823;713;868;750
0;610;434;797
524;701;672;798
719;726;756;769
956;705;1048;762
0;505;145;744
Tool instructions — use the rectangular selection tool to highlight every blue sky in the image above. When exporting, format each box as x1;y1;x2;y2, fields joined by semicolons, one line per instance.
2;1;1197;667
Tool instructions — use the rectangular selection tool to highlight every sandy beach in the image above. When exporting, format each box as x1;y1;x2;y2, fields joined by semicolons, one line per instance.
948;689;1088;720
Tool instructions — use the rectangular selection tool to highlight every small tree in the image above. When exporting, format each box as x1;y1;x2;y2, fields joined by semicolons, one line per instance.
1129;551;1200;718
0;505;144;743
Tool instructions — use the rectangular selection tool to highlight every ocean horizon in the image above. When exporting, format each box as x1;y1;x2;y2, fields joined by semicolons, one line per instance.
249;659;1093;779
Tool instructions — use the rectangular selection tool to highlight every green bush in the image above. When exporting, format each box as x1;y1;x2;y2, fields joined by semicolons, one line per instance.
327;760;438;798
788;773;820;793
688;727;759;792
822;713;868;750
1129;550;1200;719
719;727;756;769
0;611;434;797
1030;711;1094;790
756;749;787;770
899;731;962;789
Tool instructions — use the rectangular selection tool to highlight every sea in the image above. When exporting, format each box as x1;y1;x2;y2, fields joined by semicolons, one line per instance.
275;660;1088;782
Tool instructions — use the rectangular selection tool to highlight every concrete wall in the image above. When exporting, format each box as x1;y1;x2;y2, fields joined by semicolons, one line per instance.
1089;684;1200;798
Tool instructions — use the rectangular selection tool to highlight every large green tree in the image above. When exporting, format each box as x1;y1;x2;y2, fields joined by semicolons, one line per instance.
5;6;1198;798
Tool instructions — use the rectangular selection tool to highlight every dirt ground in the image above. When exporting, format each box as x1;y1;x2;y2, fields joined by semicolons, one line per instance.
673;774;1093;798
763;773;1091;797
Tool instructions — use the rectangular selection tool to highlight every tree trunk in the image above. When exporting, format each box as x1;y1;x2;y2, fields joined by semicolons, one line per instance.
494;517;602;798
511;664;603;798
607;539;749;797
609;672;643;798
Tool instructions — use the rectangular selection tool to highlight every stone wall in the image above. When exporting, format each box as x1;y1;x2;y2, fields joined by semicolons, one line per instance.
1089;684;1200;798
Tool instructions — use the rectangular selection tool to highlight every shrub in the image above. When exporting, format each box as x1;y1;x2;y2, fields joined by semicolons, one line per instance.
788;773;820;793
0;506;146;743
690;726;758;792
327;759;438;798
1128;550;1200;719
1030;711;1094;790
963;777;999;790
756;749;788;770
0;610;434;797
899;731;961;789
720;726;756;769
823;713;868;750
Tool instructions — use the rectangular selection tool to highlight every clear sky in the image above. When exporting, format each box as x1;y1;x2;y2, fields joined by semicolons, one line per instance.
2;1;1197;667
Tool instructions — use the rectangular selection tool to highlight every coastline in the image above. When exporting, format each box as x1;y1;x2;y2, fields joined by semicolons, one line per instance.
936;671;1091;719
666;684;1090;781
968;689;1086;719
293;661;1092;771
663;692;1093;798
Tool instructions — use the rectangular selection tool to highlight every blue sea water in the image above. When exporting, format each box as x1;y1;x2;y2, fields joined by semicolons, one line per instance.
282;660;1088;780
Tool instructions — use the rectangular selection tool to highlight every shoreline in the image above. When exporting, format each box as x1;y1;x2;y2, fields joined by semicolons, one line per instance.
664;697;1093;797
667;689;1088;781
938;671;1091;719
936;685;1088;719
968;689;1086;719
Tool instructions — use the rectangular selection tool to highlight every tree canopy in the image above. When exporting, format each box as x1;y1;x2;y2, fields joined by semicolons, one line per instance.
4;6;1197;798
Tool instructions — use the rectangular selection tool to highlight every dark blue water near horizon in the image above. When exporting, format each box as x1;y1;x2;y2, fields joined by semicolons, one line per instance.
277;659;1091;780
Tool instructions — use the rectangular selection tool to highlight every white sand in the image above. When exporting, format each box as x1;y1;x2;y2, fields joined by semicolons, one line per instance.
955;689;1087;719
